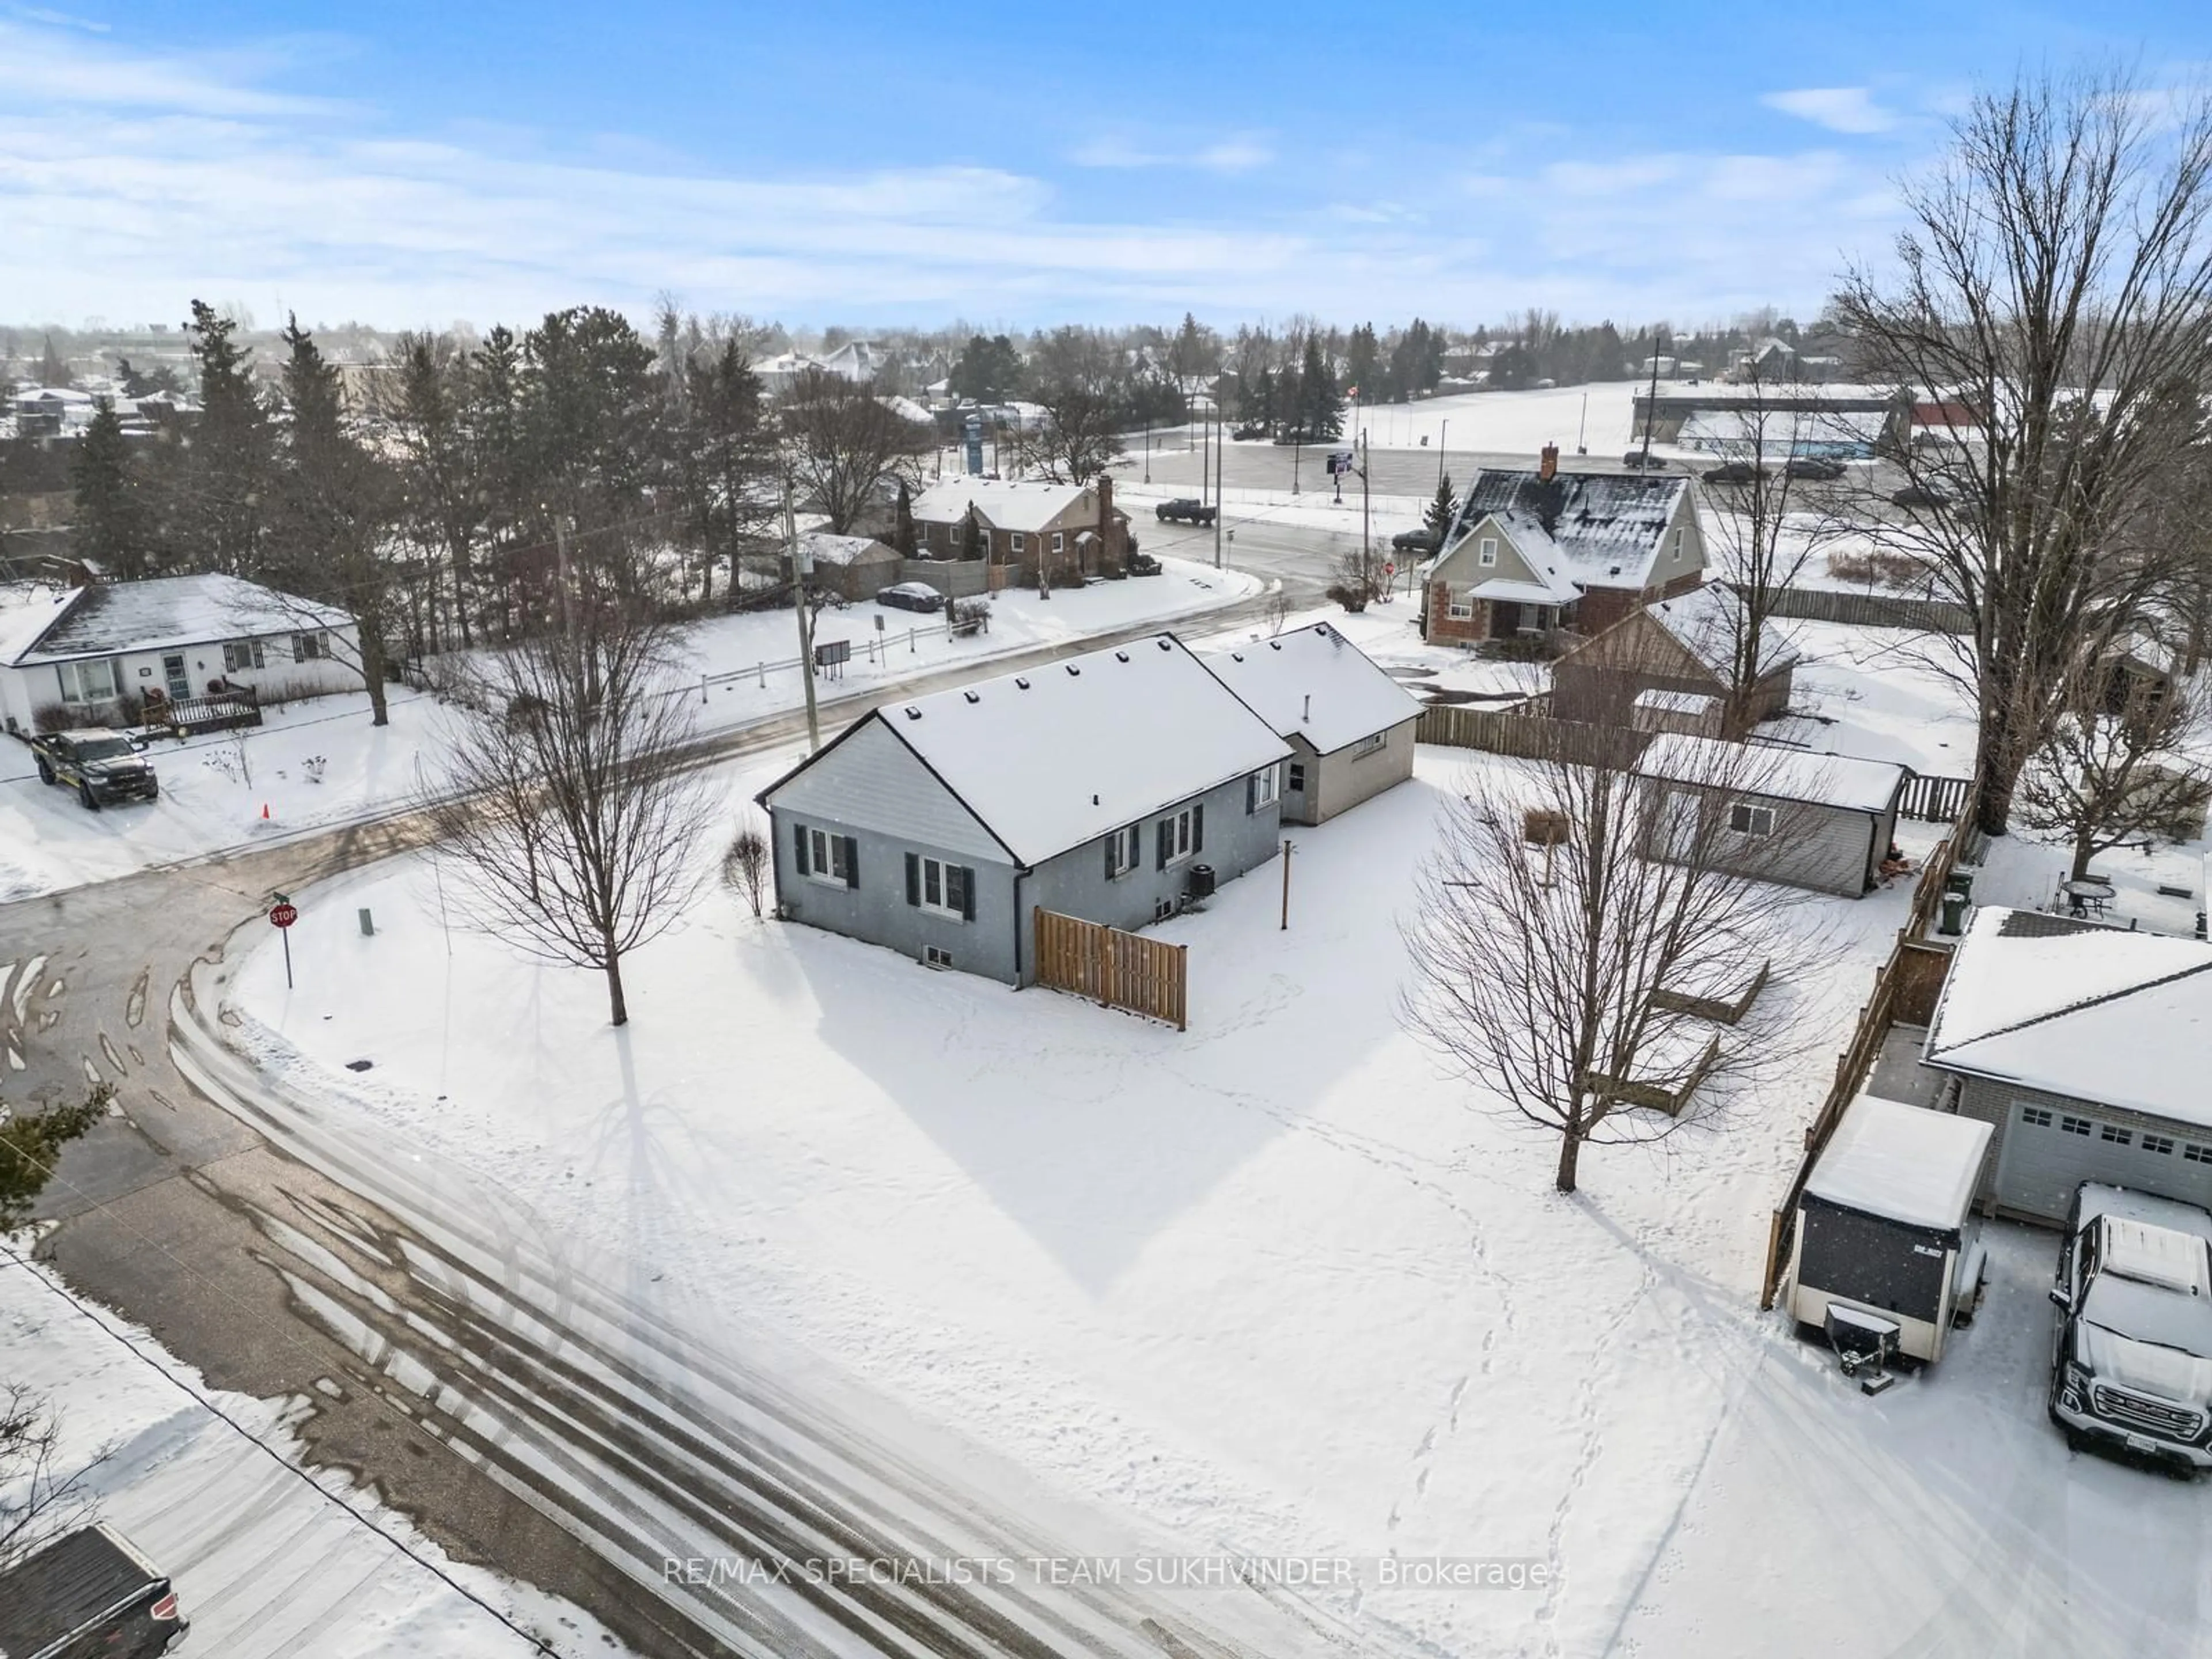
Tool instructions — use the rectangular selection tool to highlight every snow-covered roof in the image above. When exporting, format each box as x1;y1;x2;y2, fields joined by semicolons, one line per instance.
1470;573;1579;607
1634;733;1905;813
1450;468;1689;592
3;574;353;665
910;478;1101;535
1923;907;2212;1128
766;634;1290;866
798;532;896;568
1640;582;1800;681
0;583;76;665
1804;1093;1991;1231
1634;688;1720;714
1200;623;1422;756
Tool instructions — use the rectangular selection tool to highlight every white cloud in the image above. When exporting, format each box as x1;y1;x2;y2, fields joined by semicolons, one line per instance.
1070;131;1272;174
1761;87;1899;135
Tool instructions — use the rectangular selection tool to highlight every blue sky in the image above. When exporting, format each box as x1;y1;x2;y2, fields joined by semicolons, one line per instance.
1;1;2204;333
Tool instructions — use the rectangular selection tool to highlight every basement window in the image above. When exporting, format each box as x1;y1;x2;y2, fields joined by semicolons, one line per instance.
924;945;955;969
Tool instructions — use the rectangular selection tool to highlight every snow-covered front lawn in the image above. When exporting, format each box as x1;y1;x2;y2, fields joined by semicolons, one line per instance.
203;740;2212;1657
0;557;1256;902
0;1242;624;1657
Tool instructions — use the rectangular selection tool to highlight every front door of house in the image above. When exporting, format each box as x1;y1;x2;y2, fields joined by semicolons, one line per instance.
162;653;190;700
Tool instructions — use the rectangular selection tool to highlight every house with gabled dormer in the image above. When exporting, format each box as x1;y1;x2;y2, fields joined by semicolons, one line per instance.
1423;446;1707;647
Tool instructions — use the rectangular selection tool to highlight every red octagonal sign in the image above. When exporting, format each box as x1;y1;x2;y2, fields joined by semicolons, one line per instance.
269;903;299;929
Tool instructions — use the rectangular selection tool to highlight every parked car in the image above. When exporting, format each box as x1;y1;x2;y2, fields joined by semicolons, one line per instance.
1891;483;1952;509
0;1525;187;1658
1126;552;1164;577
2048;1182;2212;1471
1620;449;1669;470
1784;456;1846;481
31;728;159;809
1156;498;1217;525
1231;423;1269;441
1702;460;1769;485
1391;527;1441;556
874;581;948;615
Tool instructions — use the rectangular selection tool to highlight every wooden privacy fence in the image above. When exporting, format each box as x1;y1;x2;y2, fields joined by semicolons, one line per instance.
1733;582;1972;634
1416;703;1651;771
1758;802;1980;1308
1033;908;1188;1030
1898;772;1974;824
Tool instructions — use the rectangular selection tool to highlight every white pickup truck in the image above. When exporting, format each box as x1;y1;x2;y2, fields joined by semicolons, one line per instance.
2048;1182;2212;1472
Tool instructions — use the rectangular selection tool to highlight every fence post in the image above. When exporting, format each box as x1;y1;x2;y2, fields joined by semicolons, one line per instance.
757;660;765;688
700;673;709;704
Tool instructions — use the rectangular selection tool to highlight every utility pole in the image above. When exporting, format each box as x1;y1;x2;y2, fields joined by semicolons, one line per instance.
1214;411;1226;568
1639;327;1666;464
1438;419;1449;487
786;475;819;754
1199;395;1209;509
1359;427;1372;597
1279;839;1294;930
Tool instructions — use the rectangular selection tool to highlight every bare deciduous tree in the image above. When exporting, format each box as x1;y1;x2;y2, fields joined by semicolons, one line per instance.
1834;69;2212;836
423;603;710;1025
1012;382;1126;483
778;369;929;533
1401;741;1812;1193
722;822;770;919
2017;652;2211;880
1;1382;109;1574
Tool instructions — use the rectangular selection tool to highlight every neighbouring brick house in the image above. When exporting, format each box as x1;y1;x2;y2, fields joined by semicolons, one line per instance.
1423;447;1707;647
908;476;1131;587
1550;581;1799;737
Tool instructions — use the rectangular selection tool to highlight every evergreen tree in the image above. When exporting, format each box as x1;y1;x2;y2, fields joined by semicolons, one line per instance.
893;479;916;556
1167;312;1215;382
165;300;272;574
1297;335;1343;442
1344;324;1380;406
70;398;153;580
949;333;1022;403
115;358;184;399
693;337;772;603
36;334;71;388
1425;472;1459;540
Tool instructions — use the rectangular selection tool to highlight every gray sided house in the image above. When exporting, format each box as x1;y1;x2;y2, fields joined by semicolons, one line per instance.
1550;582;1798;737
1200;622;1422;825
755;634;1291;985
1632;733;1906;898
1923;907;2212;1224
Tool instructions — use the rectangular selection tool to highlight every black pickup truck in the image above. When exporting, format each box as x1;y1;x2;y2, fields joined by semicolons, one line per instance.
31;728;160;808
0;1526;187;1657
1154;498;1218;526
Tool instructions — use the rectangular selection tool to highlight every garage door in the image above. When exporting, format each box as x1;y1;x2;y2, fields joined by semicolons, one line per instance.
1991;1101;2212;1222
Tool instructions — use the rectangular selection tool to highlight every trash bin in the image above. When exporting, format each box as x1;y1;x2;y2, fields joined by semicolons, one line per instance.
1938;892;1969;936
1945;868;1975;900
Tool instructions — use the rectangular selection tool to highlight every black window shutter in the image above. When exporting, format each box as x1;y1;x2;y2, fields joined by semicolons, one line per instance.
1157;820;1171;870
1245;774;1256;814
960;867;976;922
1105;834;1117;879
794;822;810;876
843;836;859;889
905;851;921;906
1193;803;1205;853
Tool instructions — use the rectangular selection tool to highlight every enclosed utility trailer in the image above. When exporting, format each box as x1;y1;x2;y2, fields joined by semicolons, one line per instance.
1785;1093;1994;1363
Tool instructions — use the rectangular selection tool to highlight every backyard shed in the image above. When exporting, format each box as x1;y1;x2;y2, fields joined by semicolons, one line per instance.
796;532;901;601
1633;733;1906;897
1785;1092;1994;1363
1552;581;1799;735
1200;622;1422;824
1922;907;2212;1223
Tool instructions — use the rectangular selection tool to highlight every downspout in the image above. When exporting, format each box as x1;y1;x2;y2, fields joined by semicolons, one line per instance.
1010;865;1033;987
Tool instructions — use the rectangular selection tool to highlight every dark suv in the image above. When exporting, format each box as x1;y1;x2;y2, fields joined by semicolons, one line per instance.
1155;498;1217;525
2048;1183;2212;1471
31;728;160;808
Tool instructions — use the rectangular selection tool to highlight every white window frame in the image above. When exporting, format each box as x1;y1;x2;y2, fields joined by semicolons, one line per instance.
1251;766;1279;809
1010;532;1026;556
1728;801;1775;837
805;827;852;886
1050;531;1065;554
1105;824;1142;878
56;657;121;703
919;855;967;918
1671;527;1685;562
1446;592;1474;622
1165;807;1195;866
223;639;267;673
1478;537;1498;567
1349;731;1387;759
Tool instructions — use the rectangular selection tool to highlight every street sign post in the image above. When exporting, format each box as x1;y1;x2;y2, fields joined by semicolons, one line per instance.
270;899;297;988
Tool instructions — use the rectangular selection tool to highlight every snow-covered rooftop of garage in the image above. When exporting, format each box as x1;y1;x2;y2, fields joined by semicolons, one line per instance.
1202;623;1422;757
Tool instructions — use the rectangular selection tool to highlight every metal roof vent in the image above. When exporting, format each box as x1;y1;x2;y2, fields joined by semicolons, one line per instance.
1065;663;1081;676
1015;676;1030;689
1268;639;1283;650
1230;652;1244;661
904;706;922;719
1157;637;1173;650
1115;650;1129;662
963;690;980;703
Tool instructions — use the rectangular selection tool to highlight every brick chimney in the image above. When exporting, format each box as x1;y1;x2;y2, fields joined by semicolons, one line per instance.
1095;474;1120;566
1539;443;1559;481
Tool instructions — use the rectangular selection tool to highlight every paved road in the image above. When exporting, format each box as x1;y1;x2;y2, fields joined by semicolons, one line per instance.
0;587;1365;1659
1139;436;1665;500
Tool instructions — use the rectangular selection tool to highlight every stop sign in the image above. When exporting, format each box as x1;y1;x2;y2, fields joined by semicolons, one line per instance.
1384;562;1396;577
270;903;298;929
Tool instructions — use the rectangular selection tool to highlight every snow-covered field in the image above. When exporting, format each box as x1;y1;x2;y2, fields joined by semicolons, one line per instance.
1345;382;1647;455
0;1242;624;1658
0;558;1255;902
211;724;2212;1659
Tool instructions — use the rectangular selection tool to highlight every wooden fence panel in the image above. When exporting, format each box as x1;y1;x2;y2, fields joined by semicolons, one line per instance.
1732;582;1972;634
1898;772;1974;823
1416;703;1650;771
1033;909;1188;1030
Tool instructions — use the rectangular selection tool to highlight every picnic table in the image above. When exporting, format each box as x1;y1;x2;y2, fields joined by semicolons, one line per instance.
2059;877;2115;918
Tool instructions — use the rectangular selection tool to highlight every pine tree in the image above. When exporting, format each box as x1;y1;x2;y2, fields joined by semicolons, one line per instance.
1344;324;1380;406
166;300;272;574
36;334;71;389
70;398;153;580
1425;472;1458;540
1298;335;1343;442
893;479;916;555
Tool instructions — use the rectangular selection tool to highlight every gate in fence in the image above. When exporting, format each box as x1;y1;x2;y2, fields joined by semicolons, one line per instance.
1032;908;1188;1030
1898;772;1974;823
